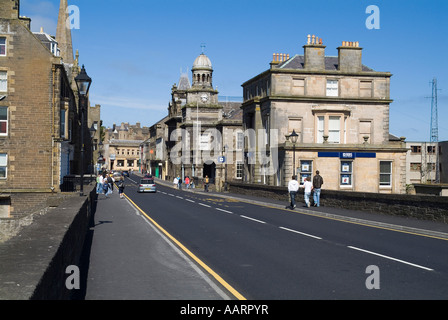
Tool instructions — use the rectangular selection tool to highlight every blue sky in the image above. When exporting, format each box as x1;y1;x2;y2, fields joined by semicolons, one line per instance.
21;0;448;141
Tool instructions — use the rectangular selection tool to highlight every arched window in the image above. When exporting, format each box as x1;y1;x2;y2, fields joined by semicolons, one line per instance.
202;74;205;82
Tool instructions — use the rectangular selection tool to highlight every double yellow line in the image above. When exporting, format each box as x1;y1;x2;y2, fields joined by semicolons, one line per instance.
124;194;247;300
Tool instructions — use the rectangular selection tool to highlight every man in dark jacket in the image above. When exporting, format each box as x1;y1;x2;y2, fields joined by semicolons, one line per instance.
312;170;323;207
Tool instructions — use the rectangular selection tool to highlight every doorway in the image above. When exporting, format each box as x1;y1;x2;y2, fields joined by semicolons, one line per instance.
203;162;216;183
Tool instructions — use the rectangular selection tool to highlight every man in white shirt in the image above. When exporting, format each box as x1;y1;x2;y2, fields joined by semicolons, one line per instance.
288;176;299;209
302;176;313;207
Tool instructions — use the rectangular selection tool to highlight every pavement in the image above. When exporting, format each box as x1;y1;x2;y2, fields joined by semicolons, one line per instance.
82;185;233;300
82;174;448;300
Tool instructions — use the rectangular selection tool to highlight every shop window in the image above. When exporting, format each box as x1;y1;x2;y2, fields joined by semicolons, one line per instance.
340;160;352;186
299;160;312;184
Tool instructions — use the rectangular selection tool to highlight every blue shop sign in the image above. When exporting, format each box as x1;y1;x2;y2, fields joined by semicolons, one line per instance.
318;152;376;158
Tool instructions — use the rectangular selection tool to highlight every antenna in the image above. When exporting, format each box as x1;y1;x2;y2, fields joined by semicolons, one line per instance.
429;78;440;184
200;43;206;54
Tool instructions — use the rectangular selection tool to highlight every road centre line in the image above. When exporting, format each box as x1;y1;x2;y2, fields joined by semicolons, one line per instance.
279;227;322;240
347;246;434;271
199;203;211;208
240;215;266;224
216;208;233;214
176;196;184;199
185;199;195;203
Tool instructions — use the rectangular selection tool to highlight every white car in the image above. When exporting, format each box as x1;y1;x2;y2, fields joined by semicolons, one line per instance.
138;178;156;193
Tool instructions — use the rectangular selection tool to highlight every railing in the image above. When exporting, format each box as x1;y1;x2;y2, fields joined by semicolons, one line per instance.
60;175;96;192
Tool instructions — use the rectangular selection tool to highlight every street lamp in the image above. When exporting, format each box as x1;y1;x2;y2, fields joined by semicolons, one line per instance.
289;130;299;178
75;65;92;196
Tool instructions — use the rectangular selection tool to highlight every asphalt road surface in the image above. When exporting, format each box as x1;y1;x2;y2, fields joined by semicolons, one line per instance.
119;176;448;300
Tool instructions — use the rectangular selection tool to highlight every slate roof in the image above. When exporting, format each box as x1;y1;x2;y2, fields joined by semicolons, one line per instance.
274;55;374;72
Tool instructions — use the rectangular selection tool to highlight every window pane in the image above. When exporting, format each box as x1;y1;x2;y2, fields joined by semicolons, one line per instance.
0;154;7;166
0;121;6;134
317;116;324;143
380;174;391;185
0;37;5;56
380;161;392;174
0;71;6;91
329;116;340;143
326;80;338;96
0;107;6;120
0;167;6;178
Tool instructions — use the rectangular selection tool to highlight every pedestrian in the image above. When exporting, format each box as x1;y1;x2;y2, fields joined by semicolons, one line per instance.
173;176;178;188
190;177;195;189
117;178;125;199
288;175;299;209
96;173;103;194
204;175;209;192
185;176;190;189
312;170;324;207
102;172;109;197
106;174;114;196
177;176;182;190
302;176;313;207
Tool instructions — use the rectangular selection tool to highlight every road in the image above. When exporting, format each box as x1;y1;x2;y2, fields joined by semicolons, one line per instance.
123;176;448;300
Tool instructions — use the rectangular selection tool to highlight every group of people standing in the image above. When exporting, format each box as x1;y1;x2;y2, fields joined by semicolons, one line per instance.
288;170;324;209
173;176;195;190
172;175;210;192
96;172;125;199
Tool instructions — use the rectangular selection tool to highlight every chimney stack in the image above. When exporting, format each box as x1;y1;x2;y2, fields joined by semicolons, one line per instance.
303;34;326;71
338;41;363;73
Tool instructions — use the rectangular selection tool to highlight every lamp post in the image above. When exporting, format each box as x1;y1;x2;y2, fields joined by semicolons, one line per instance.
75;65;92;196
90;124;97;173
289;130;299;178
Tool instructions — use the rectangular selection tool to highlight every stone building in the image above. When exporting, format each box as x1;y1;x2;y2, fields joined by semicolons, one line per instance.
102;122;150;172
241;35;408;194
406;141;448;185
0;0;98;219
163;53;242;190
141;115;169;179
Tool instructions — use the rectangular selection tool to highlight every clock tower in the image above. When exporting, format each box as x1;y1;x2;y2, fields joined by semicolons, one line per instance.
187;53;219;107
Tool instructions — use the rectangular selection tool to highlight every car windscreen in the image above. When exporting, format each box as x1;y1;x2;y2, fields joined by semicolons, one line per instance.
141;179;154;184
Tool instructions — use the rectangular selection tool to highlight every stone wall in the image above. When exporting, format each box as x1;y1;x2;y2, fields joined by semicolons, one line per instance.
0;185;96;300
229;182;448;223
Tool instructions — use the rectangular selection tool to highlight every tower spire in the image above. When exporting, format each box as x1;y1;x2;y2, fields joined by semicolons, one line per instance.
56;0;74;65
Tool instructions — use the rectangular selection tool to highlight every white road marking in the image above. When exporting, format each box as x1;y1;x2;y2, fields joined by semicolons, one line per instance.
347;246;434;271
185;199;195;203
240;215;266;224
216;208;233;214
199;203;211;208
176;196;184;199
279;227;322;240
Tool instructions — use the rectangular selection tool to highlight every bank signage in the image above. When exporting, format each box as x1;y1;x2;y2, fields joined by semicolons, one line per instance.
318;152;376;159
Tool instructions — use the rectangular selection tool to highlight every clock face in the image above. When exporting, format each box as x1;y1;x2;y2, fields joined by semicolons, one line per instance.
201;94;208;102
